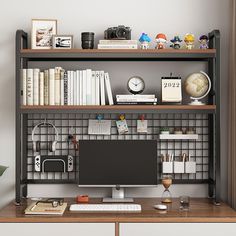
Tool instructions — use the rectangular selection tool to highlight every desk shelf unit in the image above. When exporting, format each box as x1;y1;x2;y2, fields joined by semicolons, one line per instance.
15;30;221;204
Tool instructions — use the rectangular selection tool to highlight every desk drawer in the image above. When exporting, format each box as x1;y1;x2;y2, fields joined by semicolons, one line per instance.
1;223;115;236
120;223;236;236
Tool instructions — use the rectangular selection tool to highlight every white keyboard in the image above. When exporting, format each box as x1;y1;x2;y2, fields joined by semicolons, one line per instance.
69;204;141;212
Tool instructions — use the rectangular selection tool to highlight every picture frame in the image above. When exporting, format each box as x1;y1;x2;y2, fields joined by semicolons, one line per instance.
52;35;73;49
31;19;57;49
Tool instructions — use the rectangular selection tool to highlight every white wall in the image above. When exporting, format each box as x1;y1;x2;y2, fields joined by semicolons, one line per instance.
0;0;230;209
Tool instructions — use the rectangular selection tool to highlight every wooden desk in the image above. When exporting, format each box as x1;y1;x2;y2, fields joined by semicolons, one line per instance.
0;198;236;236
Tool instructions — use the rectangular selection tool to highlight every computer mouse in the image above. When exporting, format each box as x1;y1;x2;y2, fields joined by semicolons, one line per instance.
154;204;167;210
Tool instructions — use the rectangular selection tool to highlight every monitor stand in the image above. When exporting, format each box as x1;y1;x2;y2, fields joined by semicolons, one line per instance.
103;187;134;203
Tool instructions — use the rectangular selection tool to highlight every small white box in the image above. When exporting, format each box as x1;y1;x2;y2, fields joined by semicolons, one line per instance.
185;162;197;173
162;162;173;173
174;162;185;173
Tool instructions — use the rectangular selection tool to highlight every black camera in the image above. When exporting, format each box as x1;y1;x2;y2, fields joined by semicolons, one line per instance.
104;25;131;40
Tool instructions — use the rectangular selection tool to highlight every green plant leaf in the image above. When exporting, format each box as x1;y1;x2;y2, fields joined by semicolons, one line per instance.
0;165;8;176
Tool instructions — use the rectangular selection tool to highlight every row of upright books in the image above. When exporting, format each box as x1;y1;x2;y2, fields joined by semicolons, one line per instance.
21;67;114;106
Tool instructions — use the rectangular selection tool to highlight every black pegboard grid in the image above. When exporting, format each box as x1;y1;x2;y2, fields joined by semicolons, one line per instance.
26;113;209;183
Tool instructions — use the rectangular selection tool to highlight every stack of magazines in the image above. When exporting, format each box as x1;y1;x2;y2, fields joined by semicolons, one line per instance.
116;94;157;105
98;40;138;49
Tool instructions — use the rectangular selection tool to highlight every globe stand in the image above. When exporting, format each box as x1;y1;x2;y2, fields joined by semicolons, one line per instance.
189;99;205;106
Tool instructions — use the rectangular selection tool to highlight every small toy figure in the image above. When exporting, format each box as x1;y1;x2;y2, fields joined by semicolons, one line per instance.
139;33;151;49
170;35;182;49
184;33;195;50
199;35;209;49
155;33;167;49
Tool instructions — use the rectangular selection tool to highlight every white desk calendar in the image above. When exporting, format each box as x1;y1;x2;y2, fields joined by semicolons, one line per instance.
116;115;129;134
88;120;111;135
161;76;182;103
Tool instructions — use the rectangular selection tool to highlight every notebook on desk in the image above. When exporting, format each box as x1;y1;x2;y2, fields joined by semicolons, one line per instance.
25;202;67;215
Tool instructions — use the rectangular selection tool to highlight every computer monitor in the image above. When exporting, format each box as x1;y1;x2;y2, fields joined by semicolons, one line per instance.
78;140;157;202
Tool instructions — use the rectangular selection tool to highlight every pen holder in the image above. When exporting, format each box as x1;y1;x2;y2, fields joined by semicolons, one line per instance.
162;162;173;174
185;161;196;174
173;161;185;174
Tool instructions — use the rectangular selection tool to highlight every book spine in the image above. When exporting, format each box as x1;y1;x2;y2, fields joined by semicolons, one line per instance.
54;67;61;105
39;72;44;106
82;70;87;105
79;71;83;105
116;95;156;99
49;68;55;105
104;72;114;105
91;71;96;105
116;102;157;105
33;69;40;105
98;44;138;49
27;69;33;105
117;98;158;102
76;70;80;105
44;70;49;105
73;71;76;105
67;71;71;105
64;71;68;105
100;71;105;105
22;69;27;105
86;69;92;105
95;71;100;105
99;40;138;44
60;70;65;106
70;71;74;105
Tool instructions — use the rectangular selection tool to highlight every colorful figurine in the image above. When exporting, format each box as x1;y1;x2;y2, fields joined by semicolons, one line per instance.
184;33;195;50
139;33;151;49
170;35;182;49
199;35;209;49
155;33;167;49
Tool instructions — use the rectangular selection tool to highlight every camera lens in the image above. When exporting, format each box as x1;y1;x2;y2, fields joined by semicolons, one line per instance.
116;27;126;39
81;32;95;49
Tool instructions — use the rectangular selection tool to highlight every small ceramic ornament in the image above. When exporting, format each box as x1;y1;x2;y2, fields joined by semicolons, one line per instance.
199;35;209;49
139;33;151;49
155;33;168;49
170;35;182;49
184;33;195;50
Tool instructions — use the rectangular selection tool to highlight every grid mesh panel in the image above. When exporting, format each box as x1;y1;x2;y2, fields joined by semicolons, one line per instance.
26;113;209;183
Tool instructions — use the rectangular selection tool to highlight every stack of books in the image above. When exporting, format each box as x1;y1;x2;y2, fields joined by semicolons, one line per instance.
21;67;114;106
116;95;157;105
97;40;138;49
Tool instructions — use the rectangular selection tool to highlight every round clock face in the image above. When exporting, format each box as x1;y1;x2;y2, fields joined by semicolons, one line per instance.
127;76;145;94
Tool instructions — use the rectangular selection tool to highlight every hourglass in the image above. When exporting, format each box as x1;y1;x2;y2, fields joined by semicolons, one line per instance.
161;175;172;203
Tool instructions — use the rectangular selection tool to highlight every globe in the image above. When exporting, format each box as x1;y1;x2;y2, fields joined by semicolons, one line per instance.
184;71;211;105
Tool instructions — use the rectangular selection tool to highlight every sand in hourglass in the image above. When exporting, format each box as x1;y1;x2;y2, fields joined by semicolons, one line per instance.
162;177;172;203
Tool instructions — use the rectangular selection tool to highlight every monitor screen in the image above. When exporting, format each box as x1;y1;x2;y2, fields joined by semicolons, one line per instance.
78;140;157;186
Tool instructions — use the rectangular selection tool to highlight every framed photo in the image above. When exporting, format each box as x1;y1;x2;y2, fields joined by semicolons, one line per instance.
31;19;57;49
52;35;73;49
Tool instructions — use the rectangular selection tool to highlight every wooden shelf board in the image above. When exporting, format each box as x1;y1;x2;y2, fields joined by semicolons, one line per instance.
21;49;216;54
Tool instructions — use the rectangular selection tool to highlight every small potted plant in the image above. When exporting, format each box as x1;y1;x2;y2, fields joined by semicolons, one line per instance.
160;127;170;134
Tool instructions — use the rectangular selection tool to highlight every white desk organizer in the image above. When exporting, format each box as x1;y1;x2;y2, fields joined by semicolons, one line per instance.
162;162;173;173
173;161;185;173
159;134;198;140
185;161;197;173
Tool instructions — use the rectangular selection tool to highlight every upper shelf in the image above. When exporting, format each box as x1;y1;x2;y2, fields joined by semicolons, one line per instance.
20;105;216;114
19;49;216;61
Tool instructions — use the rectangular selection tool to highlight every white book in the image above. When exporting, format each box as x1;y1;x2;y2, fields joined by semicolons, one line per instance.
73;71;77;105
91;71;96;105
79;70;83;105
104;73;114;105
98;44;138;49
54;67;62;105
99;40;138;45
39;72;44;106
117;98;158;102
27;69;34;105
76;70;80;105
100;71;105;105
116;94;156;99
67;71;71;105
60;70;64;106
82;70;87;105
33;69;40;106
22;69;27;105
95;71;100;105
86;69;92;105
70;71;74;105
49;68;55;105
